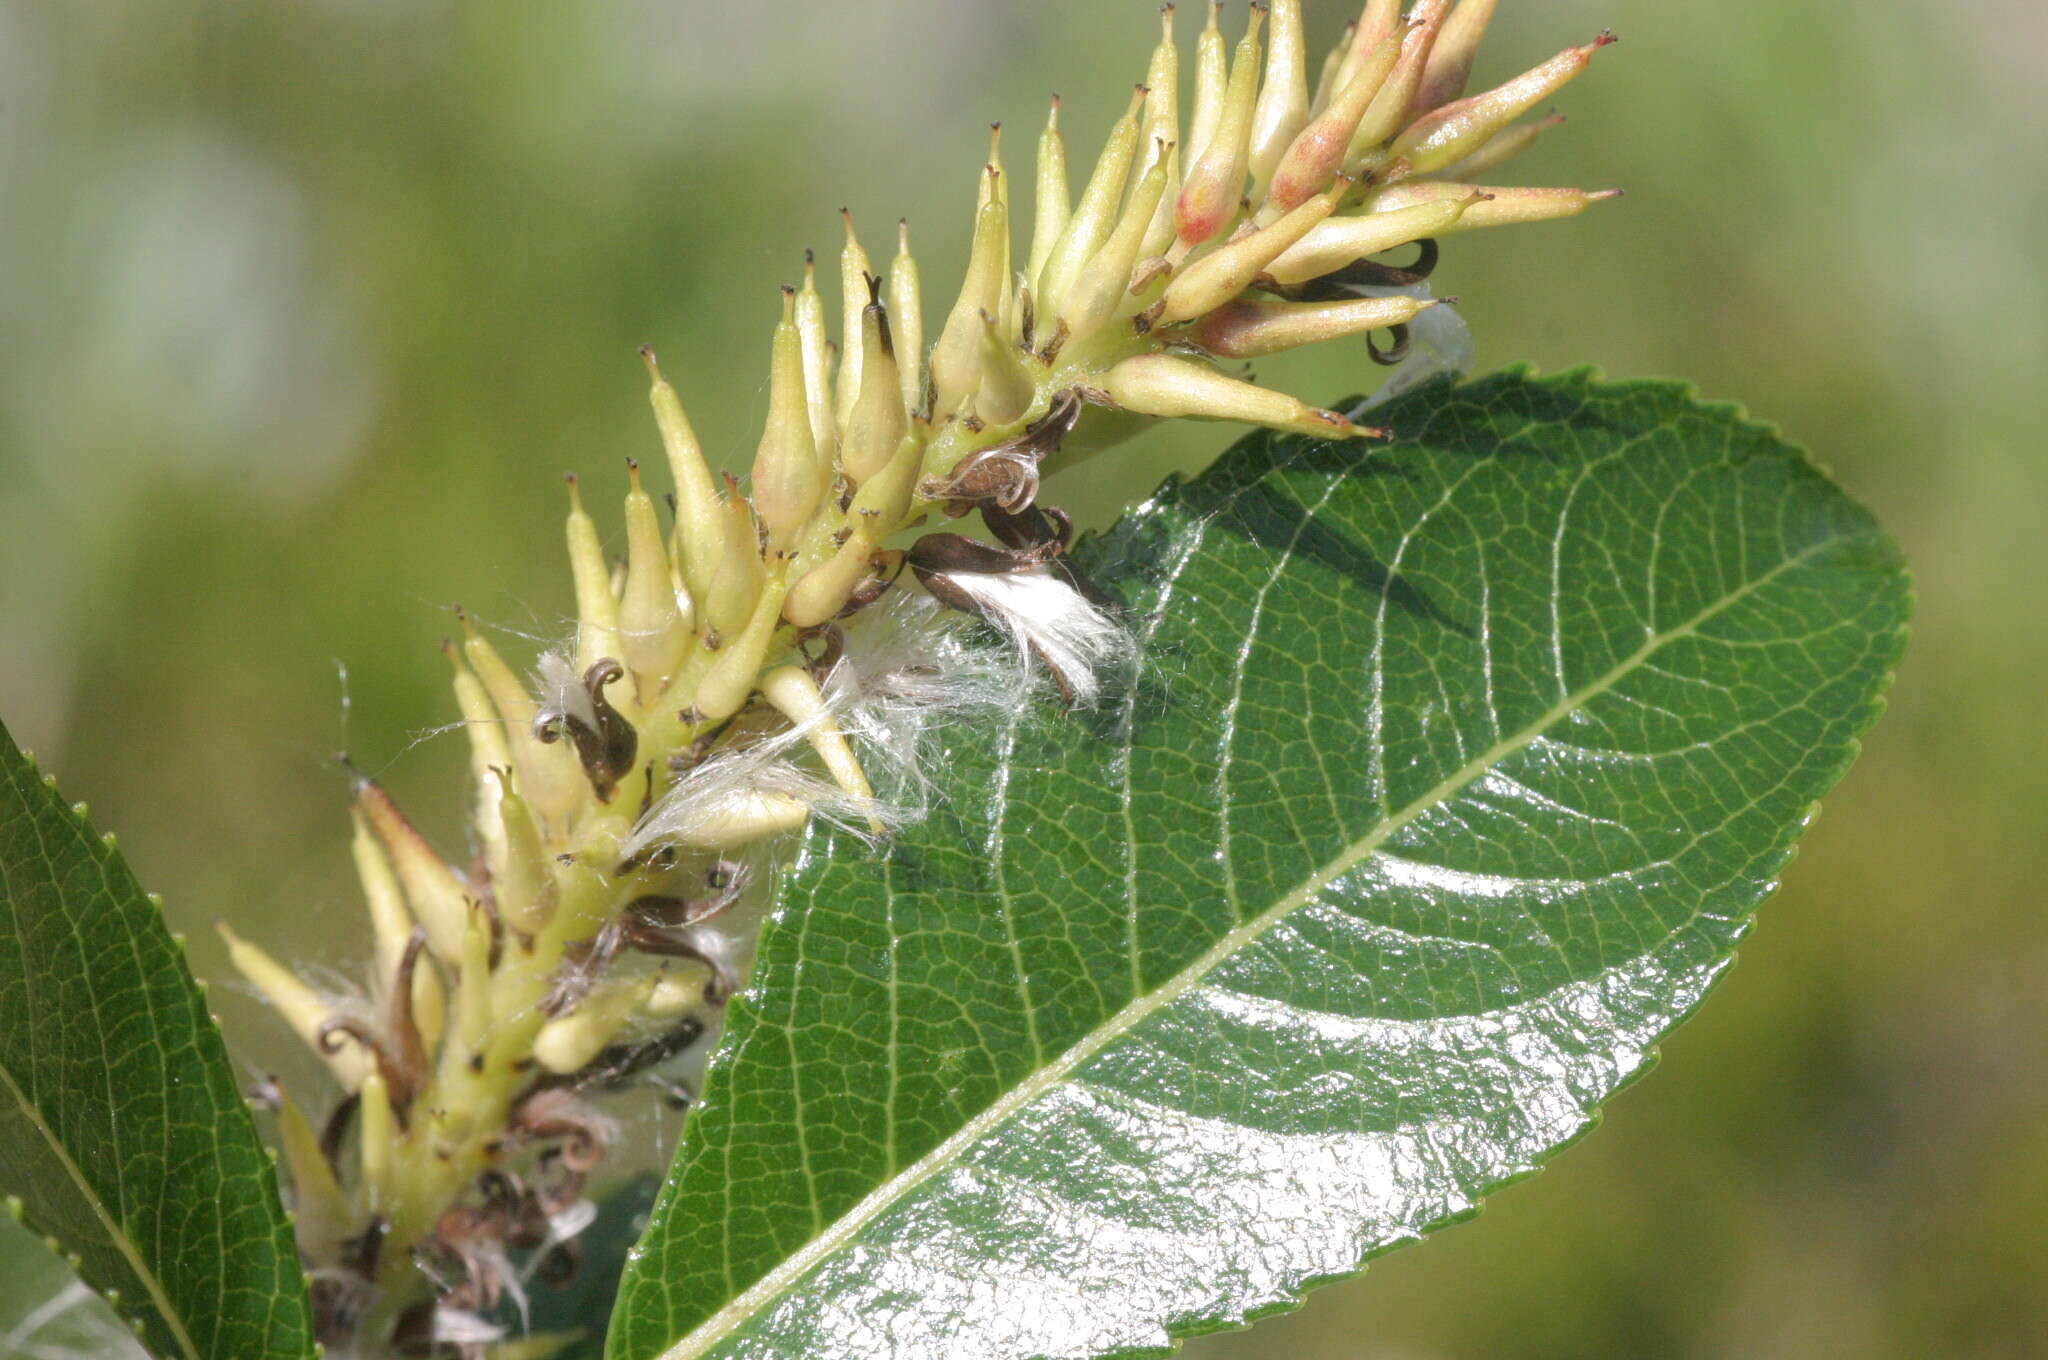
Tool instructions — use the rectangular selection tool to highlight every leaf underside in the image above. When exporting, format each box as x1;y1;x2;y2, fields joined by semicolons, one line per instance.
0;720;315;1360
610;370;1910;1360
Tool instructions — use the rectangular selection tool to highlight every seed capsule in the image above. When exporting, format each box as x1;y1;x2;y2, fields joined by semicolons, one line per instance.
642;348;722;600
752;288;825;551
1265;22;1406;216
784;516;881;628
1248;0;1309;195
1160;178;1347;324
535;975;657;1075
1260;191;1482;285
930;176;1011;420
1061;146;1170;342
620;462;690;689
704;482;766;642
1392;33;1613;176
564;476;621;674
1185;2;1228;164
759;665;878;829
1367;180;1621;232
794;252;839;470
355;777;471;965
1026;96;1070;296
842;278;907;485
1350;0;1451;158
218;922;372;1089
1173;4;1265;252
1101;352;1379;438
1411;0;1498;115
834;211;874;433
1038;85;1147;320
1187;293;1440;358
888;221;925;417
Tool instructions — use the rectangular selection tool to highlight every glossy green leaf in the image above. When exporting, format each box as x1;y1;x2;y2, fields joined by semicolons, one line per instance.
609;370;1909;1360
0;720;315;1360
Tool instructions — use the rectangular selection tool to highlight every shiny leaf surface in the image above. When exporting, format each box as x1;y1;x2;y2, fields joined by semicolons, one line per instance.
0;720;315;1360
609;370;1909;1360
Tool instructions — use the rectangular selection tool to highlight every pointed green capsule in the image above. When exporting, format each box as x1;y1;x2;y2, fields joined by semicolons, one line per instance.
1186;293;1439;357
1350;0;1452;159
460;612;584;833
795;251;839;470
1173;3;1265;251
1061;144;1171;342
355;776;471;965
535;975;656;1076
1038;85;1147;321
930;173;1011;420
1026;95;1070;297
642;348;722;602
784;515;880;629
1411;0;1498;115
1264;21;1406;216
843;277;907;485
1260;191;1483;285
692;565;791;723
977;123;1013;332
974;310;1036;427
456;903;493;1055
1185;2;1228;164
1139;7;1185;258
1447;111;1565;180
218;923;372;1090
350;805;417;998
357;1071;394;1202
834;210;874;433
441;639;510;877
1159;177;1346;324
493;781;554;936
1344;0;1403;84
1393;32;1614;177
752;288;825;551
888;220;925;417
1368;179;1622;231
620;462;690;691
564;475;621;674
760;665;878;830
273;1085;348;1262
703;479;766;642
1102;351;1376;438
1248;0;1309;196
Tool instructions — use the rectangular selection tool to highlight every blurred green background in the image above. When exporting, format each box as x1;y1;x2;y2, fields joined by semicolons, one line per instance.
2;2;2041;1356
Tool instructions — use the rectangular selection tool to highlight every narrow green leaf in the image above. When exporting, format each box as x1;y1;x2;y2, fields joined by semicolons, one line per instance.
609;370;1909;1360
0;720;315;1360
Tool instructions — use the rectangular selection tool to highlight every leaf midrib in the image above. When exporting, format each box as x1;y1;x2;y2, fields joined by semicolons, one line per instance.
655;533;1840;1360
0;1054;201;1360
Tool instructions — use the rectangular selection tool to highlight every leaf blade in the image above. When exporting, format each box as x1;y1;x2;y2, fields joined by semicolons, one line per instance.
611;370;1909;1360
0;721;315;1360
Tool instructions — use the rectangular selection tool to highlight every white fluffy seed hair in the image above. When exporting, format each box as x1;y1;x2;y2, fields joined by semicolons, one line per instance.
533;650;597;731
625;583;1127;859
933;567;1133;709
